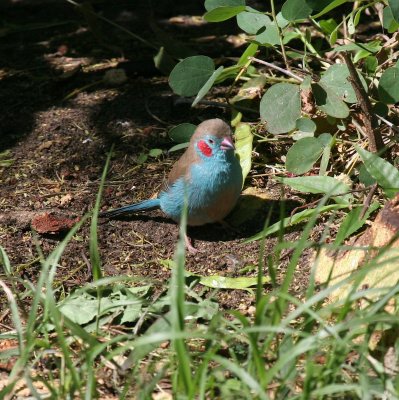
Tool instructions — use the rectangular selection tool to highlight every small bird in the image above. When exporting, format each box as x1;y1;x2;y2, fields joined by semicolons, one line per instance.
100;119;243;253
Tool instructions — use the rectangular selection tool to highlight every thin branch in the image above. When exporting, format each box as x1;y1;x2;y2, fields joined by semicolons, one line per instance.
270;0;290;70
342;52;384;152
249;57;304;82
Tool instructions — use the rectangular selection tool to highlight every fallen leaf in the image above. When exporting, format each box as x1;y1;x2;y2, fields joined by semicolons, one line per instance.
31;213;78;234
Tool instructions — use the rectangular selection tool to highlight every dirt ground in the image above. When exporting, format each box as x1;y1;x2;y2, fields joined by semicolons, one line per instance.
0;0;316;329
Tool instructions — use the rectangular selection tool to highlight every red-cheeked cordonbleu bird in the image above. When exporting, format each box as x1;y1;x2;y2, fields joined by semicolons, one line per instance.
100;119;243;253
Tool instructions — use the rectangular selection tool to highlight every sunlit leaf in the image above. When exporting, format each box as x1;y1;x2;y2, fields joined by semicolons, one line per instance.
204;0;245;11
356;145;399;197
312;82;350;118
235;123;253;183
192;66;224;106
286;137;323;175
204;6;246;22
277;175;353;204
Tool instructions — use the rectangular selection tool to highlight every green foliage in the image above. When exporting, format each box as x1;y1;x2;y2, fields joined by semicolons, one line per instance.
286;137;324;174
234;122;253;182
168;123;197;143
260;83;301;134
169;55;215;97
378;65;399;104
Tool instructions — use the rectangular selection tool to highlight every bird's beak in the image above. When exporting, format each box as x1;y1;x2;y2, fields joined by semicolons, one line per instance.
220;136;235;151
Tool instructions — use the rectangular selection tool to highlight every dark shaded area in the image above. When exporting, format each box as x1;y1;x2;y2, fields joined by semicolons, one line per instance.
0;0;247;152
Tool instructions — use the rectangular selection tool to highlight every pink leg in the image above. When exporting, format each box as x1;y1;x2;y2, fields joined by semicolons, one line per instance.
184;234;198;255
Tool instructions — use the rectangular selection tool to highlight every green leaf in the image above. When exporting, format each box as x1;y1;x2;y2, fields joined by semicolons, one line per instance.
355;145;399;198
153;46;176;75
169;56;215;97
255;25;280;46
305;0;334;11
281;0;313;21
235;123;253;183
192;66;224;106
364;56;378;74
168;142;190;152
237;42;259;66
260;83;301;134
296;117;316;133
169;123;196;143
383;6;399;33
358;164;376;186
286;137;324;175
311;0;349;19
388;0;399;23
237;11;271;34
312;82;350;118
333;201;380;247
320;64;367;104
378;66;399;104
149;148;163;157
204;0;245;11
137;153;148;164
247;204;348;241
204;6;246;22
278;176;353;204
333;41;381;55
319;18;338;35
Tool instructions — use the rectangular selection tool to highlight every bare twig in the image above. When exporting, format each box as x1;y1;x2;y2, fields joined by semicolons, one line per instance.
359;183;378;219
342;52;384;152
249;57;304;82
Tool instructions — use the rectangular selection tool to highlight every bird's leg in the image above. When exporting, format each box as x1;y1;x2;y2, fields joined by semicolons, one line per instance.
184;233;198;255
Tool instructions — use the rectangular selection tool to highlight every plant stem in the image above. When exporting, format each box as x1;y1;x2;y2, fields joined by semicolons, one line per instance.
270;0;290;70
342;52;384;152
249;57;304;82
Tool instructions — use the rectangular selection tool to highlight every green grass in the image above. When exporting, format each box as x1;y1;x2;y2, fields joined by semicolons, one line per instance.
1;170;399;399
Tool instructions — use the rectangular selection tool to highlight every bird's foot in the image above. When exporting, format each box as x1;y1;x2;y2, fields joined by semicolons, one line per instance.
185;234;199;255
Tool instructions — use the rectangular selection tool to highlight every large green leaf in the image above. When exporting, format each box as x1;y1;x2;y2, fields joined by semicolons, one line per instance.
169;123;196;143
235;123;253;183
311;0;349;19
204;6;246;22
312;82;350;118
320;64;367;104
305;0;332;11
333;201;380;247
192;66;224;106
260;83;301;134
169;56;215;97
378;66;399;104
204;0;245;11
356;146;399;198
277;175;353;204
237;11;271;34
388;0;399;22
383;6;399;33
281;0;312;21
286;137;324;175
255;25;280;46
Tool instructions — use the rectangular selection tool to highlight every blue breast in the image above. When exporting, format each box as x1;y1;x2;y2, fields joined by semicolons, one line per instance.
159;153;242;226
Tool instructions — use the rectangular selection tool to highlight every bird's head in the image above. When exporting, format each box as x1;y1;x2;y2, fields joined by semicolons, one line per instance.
192;119;236;161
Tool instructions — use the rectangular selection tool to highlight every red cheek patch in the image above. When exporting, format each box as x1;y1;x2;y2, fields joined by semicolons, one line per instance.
198;140;212;157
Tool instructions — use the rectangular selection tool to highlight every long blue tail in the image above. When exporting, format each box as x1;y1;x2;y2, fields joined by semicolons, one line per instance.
100;198;161;218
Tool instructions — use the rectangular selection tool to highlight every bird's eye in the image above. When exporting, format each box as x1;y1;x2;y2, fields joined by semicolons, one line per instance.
208;139;214;144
